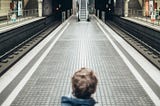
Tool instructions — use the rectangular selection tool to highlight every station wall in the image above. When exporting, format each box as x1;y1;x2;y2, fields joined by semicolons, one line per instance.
43;0;53;16
128;0;142;10
24;0;38;10
0;0;10;16
114;0;124;16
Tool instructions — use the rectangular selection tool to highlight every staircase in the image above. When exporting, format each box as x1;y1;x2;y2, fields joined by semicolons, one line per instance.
79;0;88;21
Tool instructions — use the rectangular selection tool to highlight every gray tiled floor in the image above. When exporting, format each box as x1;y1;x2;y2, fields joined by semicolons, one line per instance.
11;18;154;106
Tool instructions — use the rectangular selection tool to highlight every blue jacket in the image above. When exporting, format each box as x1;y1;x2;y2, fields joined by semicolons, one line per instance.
61;96;97;106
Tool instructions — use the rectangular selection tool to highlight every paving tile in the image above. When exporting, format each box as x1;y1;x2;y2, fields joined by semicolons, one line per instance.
11;18;154;106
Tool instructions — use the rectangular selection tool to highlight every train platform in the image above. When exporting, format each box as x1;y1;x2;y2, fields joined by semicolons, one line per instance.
0;17;44;33
0;16;160;106
123;17;160;31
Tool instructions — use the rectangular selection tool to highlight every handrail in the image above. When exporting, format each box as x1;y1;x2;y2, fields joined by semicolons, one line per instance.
85;0;87;19
79;0;81;19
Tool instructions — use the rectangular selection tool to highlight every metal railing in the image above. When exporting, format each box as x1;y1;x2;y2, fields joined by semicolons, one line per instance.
128;9;144;17
128;9;160;26
0;9;38;27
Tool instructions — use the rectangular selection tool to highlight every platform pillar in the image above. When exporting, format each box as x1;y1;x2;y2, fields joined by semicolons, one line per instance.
72;0;76;15
38;0;43;17
124;0;129;17
142;0;145;16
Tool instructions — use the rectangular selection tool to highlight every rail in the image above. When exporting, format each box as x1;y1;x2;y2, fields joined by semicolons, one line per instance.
0;19;61;76
95;10;160;69
109;17;160;69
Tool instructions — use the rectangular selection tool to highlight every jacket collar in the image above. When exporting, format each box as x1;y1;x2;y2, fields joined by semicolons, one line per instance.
61;96;97;106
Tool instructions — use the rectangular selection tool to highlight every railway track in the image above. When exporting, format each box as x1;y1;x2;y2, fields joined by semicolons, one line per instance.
0;21;61;76
105;18;160;70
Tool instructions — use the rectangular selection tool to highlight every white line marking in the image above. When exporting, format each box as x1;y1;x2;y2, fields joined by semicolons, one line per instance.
0;18;44;33
0;20;69;94
97;22;160;106
1;23;70;106
97;18;160;87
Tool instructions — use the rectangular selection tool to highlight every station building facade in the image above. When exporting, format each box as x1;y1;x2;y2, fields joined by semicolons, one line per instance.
0;0;39;18
0;0;24;19
1;0;160;18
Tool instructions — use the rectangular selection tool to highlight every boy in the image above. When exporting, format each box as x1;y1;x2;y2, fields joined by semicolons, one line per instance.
61;67;98;106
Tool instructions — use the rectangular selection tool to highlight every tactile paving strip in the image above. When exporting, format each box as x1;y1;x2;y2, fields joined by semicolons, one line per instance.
11;18;154;106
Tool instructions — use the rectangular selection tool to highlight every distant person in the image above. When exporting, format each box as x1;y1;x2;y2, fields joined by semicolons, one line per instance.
61;67;98;106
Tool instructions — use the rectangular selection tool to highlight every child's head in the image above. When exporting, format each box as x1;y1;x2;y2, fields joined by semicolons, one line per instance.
72;68;98;99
